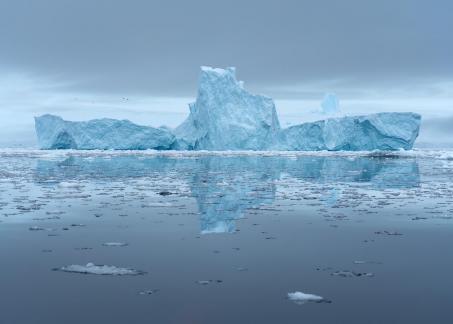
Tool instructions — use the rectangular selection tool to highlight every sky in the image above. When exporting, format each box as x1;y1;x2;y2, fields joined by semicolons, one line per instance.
0;0;452;147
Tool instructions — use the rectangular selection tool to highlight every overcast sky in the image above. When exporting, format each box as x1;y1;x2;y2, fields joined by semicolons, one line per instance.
0;0;452;146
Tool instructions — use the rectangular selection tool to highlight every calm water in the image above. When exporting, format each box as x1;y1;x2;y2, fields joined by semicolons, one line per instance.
1;150;452;324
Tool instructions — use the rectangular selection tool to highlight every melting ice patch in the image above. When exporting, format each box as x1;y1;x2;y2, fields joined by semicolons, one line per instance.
55;262;145;276
287;291;330;304
102;242;129;247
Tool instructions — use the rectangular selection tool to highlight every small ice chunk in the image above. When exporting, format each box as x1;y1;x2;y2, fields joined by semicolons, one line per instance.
375;230;403;236
55;262;145;276
138;289;159;295
58;182;82;188
29;226;45;231
287;291;329;304
102;242;129;247
46;210;65;215
331;270;374;278
196;279;223;285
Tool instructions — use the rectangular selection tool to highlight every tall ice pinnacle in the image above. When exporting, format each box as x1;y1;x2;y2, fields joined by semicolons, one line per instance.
173;66;281;150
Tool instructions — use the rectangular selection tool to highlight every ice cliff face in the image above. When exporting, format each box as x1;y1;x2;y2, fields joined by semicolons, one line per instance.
35;114;175;150
35;66;421;151
173;67;280;150
276;112;421;151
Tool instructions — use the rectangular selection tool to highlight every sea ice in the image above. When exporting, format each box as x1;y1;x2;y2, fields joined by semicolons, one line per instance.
287;291;328;304
102;242;129;247
331;270;374;278
55;262;145;275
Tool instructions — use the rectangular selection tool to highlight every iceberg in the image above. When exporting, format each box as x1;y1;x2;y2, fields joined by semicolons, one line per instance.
34;66;421;151
321;93;340;114
275;112;420;151
173;66;280;150
35;114;175;150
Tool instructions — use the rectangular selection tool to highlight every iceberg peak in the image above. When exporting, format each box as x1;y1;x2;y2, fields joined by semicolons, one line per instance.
174;66;281;150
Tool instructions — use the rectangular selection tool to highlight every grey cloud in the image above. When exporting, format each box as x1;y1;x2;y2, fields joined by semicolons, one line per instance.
0;0;452;95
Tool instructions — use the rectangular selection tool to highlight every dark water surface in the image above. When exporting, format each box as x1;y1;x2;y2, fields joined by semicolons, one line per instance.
1;150;452;324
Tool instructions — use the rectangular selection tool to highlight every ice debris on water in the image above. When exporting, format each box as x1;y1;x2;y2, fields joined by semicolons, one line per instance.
287;291;331;304
35;66;421;151
29;226;45;231
138;289;160;295
55;262;146;276
196;279;223;285
331;270;374;278
353;260;382;265
102;242;129;247
375;230;403;236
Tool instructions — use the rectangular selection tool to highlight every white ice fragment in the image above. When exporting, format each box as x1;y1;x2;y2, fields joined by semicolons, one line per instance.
56;262;145;276
58;182;81;188
287;291;326;304
102;242;129;247
29;226;45;231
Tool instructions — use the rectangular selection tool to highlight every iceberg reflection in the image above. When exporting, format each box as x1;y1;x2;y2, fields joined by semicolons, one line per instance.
35;154;420;233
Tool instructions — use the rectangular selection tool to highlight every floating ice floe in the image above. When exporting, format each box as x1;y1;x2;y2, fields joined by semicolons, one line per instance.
138;289;160;295
331;270;374;278
102;242;129;247
58;181;83;188
196;279;223;285
29;226;51;231
287;291;330;304
55;262;146;276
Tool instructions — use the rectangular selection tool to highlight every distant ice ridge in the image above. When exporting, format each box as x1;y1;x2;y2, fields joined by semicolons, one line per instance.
35;66;421;151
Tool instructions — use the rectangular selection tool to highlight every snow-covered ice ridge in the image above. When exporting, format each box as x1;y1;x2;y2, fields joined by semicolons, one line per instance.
35;66;421;151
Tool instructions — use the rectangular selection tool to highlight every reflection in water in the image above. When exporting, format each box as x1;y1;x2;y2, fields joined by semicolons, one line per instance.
35;155;420;233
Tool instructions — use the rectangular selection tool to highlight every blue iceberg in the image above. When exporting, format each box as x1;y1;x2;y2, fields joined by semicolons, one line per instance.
275;112;421;151
35;114;175;150
35;66;421;151
173;66;280;150
321;93;340;114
